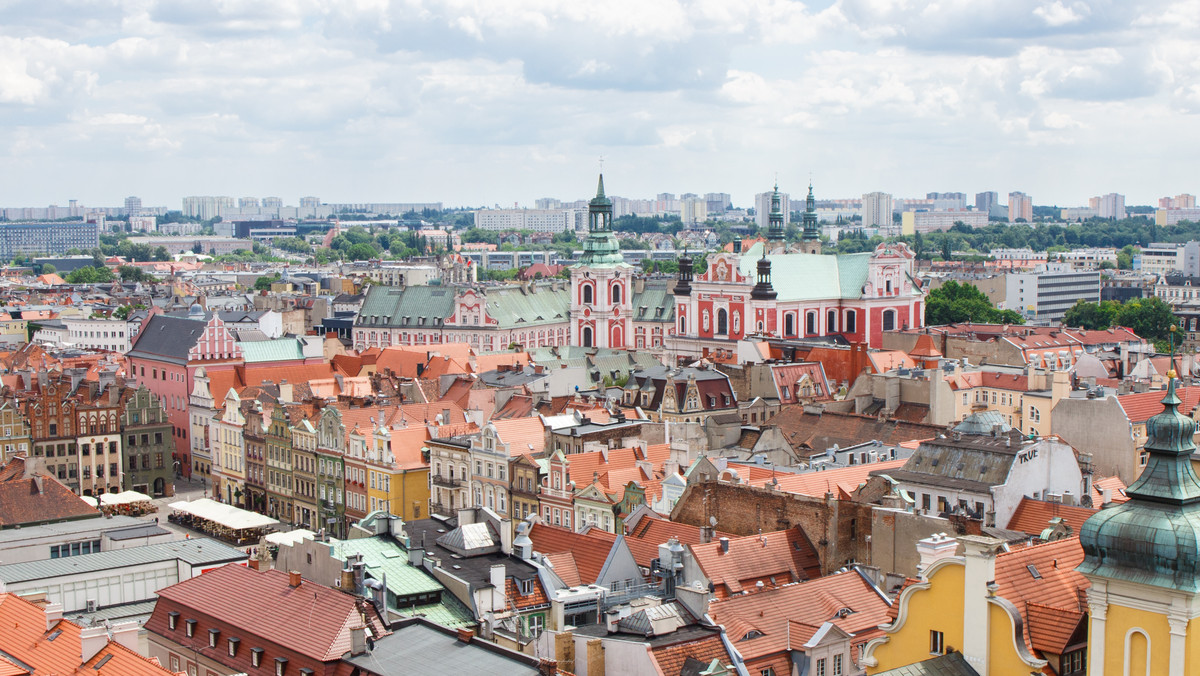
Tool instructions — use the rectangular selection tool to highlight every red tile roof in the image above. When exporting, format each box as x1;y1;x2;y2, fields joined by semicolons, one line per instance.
689;528;822;599
708;570;893;664
650;632;733;676
543;551;582;587
1118;386;1200;423
149;564;387;663
506;576;550;609
1092;475;1130;506
1005;498;1097;537
623;516;734;570
528;523;616;585
1025;602;1085;655
490;416;548;457
0;457;100;528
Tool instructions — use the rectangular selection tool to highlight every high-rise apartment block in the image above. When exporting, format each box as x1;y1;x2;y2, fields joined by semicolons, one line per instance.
1089;193;1126;220
1008;192;1033;222
862;192;893;227
0;221;100;258
755;191;790;230
681;197;707;225
926;192;966;211
976;191;998;213
705;192;732;215
124;196;142;215
473;208;581;233
182;196;235;221
1159;194;1196;209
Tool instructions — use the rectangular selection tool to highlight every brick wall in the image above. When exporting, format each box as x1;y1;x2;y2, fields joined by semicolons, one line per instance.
669;481;874;575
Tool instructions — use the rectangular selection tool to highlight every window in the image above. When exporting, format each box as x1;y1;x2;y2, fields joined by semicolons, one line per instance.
228;637;240;657
582;285;593;305
805;311;816;335
883;309;896;332
833;654;842;676
251;648;263;667
185;619;196;637
275;657;288;675
208;628;219;648
930;630;945;655
784;313;796;336
816;658;826;676
760;669;776;676
845;310;857;333
717;309;728;335
611;284;621;304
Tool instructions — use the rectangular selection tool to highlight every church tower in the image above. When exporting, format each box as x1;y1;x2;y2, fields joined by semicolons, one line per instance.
767;183;786;250
1077;354;1200;676
800;183;821;254
752;183;780;305
571;174;633;348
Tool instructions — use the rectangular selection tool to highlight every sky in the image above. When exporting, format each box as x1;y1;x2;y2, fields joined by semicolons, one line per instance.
0;0;1196;210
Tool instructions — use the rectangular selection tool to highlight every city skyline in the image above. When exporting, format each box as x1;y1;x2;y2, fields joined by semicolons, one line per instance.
1;1;1197;208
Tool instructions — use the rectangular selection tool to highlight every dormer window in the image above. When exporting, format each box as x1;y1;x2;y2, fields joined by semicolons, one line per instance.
185;619;196;637
275;657;288;675
228;637;240;657
167;611;179;630
208;628;219;648
251;648;264;667
521;579;534;595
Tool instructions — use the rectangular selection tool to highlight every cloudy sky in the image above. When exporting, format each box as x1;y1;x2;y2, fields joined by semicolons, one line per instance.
0;0;1195;210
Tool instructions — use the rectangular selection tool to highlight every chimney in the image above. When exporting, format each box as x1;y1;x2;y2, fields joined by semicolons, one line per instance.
353;559;365;594
960;535;1004;675
80;625;109;663
288;570;302;588
915;533;959;577
555;631;576;673
248;559;260;571
110;621;140;652
586;638;605;676
718;537;730;553
44;602;63;631
350;624;367;656
457;628;475;644
490;563;506;592
341;566;356;592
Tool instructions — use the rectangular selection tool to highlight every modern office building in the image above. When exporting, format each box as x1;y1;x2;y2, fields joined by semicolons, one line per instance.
1137;241;1200;277
1005;264;1101;322
862;191;893;227
1008;191;1033;222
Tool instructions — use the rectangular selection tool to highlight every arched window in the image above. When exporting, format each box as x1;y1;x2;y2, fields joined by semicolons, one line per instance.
827;310;837;332
582;284;593;305
611;284;622;304
883;309;896;331
805;312;816;335
845;310;857;334
582;326;593;347
717;309;728;335
784;313;796;336
1125;628;1150;676
679;315;687;334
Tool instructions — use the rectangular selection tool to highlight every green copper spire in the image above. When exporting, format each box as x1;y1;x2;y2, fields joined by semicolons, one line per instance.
802;182;819;242
1078;325;1200;591
768;182;785;243
579;173;624;266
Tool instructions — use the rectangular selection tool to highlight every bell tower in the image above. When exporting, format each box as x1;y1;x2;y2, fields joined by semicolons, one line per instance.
571;174;633;348
800;182;821;254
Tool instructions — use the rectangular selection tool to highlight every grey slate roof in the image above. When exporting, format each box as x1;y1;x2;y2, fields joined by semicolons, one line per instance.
0;514;148;545
127;315;207;364
872;433;1028;492
872;652;979;676
0;537;245;583
342;620;540;674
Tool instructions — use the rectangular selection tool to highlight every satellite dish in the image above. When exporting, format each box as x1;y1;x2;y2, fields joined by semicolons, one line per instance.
709;516;718;527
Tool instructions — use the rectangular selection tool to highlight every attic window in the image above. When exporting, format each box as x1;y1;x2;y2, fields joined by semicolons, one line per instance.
208;628;220;648
520;579;534;595
931;459;939;467
742;630;764;641
228;637;240;657
275;657;289;675
185;619;196;637
1027;564;1042;580
47;630;62;641
251;648;264;667
167;611;179;630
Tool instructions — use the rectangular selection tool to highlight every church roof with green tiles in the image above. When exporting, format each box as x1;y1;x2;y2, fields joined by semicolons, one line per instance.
738;244;873;301
355;285;456;329
481;284;570;328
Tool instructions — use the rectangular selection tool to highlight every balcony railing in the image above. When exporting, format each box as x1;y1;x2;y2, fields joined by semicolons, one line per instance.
431;475;465;488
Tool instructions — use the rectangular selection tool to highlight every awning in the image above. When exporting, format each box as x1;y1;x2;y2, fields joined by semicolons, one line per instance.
169;498;279;531
263;529;316;546
82;490;153;507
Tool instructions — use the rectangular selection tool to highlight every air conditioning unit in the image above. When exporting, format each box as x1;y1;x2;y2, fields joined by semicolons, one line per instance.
86;599;97;613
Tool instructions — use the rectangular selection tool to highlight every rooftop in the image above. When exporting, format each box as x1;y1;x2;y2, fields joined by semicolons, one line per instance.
0;537;246;583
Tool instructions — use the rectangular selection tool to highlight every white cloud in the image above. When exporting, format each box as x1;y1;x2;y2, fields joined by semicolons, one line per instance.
1033;1;1090;27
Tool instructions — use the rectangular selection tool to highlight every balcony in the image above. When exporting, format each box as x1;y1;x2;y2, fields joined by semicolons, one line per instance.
431;475;465;489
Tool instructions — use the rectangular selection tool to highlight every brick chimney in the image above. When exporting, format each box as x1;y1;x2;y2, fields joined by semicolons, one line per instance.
288;570;302;587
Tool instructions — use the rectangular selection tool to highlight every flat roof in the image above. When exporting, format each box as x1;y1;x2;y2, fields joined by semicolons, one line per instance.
0;515;147;545
342;621;539;674
0;538;246;583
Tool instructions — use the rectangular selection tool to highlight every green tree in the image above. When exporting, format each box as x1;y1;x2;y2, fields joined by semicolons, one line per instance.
925;280;1024;325
41;263;55;274
65;265;115;284
152;246;170;261
1063;299;1122;330
1118;297;1179;350
254;273;281;291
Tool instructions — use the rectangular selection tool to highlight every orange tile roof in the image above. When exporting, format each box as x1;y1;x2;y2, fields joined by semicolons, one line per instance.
689;529;822;599
475;351;531;372
1092;475;1130;505
869;350;917;372
543;551;582;587
650;632;733;675
564;444;672;488
708;570;893;664
624;516;734;570
375;346;428;378
908;333;943;358
528;524;615;585
747;459;906;500
993;537;1089;655
490;416;548;457
1025;602;1085;655
1006;498;1097;537
1118;386;1200;423
0;593;175;675
506;576;550;609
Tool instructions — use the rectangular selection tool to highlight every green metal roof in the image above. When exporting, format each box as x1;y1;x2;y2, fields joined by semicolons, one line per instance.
240;338;305;363
738;244;872;302
356;285;456;329
632;279;675;323
1078;378;1200;591
330;536;475;628
483;284;570;328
